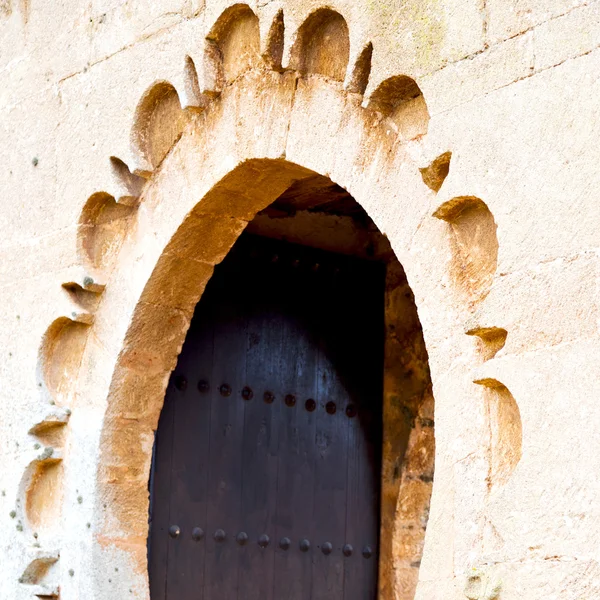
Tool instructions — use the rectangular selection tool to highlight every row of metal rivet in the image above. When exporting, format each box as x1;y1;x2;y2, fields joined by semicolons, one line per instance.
173;378;358;418
167;526;373;558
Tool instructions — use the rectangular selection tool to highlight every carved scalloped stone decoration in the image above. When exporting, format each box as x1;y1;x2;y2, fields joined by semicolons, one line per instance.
61;281;101;315
473;378;522;489
262;9;284;71
28;406;71;449
182;55;203;110
207;3;261;84
465;325;508;361
109;156;145;206
290;8;350;81
17;448;64;537
130;82;191;173
434;196;499;306
72;4;430;327
420;151;451;193
18;549;60;598
38;317;90;407
78;191;136;274
347;41;373;94
366;75;430;138
26;460;63;535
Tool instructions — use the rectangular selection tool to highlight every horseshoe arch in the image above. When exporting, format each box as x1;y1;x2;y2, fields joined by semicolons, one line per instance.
46;6;448;600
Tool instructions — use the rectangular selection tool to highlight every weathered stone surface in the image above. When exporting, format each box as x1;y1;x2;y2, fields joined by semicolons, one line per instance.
533;1;600;70
420;32;535;116
1;1;599;600
486;0;591;44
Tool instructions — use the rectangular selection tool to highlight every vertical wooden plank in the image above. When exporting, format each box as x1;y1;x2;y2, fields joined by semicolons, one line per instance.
165;305;214;599
147;379;176;600
343;399;363;600
343;265;384;600
344;392;381;600
362;407;383;600
308;260;382;600
237;257;282;600
311;264;350;600
272;258;319;600
203;268;248;600
342;262;367;600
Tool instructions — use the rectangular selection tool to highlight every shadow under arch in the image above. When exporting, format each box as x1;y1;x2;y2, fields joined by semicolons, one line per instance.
94;158;434;600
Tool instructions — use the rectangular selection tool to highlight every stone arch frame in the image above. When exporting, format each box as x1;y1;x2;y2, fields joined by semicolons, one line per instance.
96;155;436;598
86;145;437;597
30;6;485;600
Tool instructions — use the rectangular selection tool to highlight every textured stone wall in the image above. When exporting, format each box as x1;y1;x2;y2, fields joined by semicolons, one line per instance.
0;1;599;599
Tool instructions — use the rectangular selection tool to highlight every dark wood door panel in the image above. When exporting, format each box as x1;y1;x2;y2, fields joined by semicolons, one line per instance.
149;235;383;600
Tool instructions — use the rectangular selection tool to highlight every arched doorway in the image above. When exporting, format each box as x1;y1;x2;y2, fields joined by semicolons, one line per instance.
149;233;383;599
145;173;433;599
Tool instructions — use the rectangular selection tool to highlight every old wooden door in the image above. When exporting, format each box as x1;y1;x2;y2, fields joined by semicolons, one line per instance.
148;235;383;600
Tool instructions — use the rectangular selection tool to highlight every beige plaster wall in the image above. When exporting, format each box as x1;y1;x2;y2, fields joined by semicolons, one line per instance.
0;1;599;599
